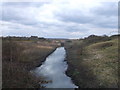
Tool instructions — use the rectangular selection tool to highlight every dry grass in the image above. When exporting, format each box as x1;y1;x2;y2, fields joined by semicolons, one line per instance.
84;38;118;87
2;62;43;88
2;38;58;88
65;37;118;88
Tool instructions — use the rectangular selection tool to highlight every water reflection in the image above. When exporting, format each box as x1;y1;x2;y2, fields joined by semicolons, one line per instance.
34;47;78;88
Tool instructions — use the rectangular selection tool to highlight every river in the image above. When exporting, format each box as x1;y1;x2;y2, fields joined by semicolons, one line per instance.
33;47;78;88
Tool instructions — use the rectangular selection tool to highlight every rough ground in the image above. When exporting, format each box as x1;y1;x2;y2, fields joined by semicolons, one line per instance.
65;35;119;88
2;38;60;88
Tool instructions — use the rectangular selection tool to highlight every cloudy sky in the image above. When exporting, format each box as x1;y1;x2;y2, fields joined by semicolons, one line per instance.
0;0;118;38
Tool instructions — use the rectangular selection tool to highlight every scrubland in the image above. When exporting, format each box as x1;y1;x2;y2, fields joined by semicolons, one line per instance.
2;37;60;88
65;35;119;88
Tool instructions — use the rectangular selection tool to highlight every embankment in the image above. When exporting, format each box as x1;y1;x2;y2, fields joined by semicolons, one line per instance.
2;38;59;88
65;35;119;88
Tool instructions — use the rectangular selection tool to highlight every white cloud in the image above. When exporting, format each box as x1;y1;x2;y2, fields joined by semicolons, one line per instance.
0;0;118;38
0;21;45;36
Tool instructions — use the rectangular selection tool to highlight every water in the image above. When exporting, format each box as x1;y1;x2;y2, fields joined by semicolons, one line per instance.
33;47;78;88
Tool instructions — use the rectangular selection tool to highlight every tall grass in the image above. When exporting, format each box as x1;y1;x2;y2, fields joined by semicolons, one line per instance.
2;38;57;88
65;35;119;88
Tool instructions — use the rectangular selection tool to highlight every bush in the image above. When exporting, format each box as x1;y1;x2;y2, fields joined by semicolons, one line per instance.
81;35;111;46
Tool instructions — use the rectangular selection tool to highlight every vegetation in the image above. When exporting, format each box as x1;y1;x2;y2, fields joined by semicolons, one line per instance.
2;34;119;88
2;37;60;88
65;34;119;88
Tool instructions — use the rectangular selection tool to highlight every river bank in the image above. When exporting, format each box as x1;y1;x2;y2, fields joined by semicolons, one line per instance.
27;47;57;71
2;35;119;88
34;47;77;88
2;37;60;88
65;35;119;88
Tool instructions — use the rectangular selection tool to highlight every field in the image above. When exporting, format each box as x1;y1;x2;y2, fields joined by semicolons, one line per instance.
2;37;60;88
65;35;119;88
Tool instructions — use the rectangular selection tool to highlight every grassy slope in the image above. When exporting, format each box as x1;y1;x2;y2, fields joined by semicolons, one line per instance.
2;39;58;88
65;37;118;88
85;39;118;87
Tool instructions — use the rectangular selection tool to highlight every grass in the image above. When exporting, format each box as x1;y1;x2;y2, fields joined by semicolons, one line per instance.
2;62;43;88
65;36;118;88
17;41;57;70
2;38;59;88
2;35;119;88
85;38;118;87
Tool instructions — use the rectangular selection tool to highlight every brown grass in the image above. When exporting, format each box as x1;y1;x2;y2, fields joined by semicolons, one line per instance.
65;37;118;88
2;38;58;88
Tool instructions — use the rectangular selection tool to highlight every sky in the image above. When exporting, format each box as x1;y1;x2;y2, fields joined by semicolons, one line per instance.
0;0;118;39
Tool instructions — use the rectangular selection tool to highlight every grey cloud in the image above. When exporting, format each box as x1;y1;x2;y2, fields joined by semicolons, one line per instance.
91;2;117;28
2;2;47;8
55;10;93;24
1;1;118;38
92;2;117;17
2;8;24;21
65;25;89;32
55;2;117;29
1;2;47;25
93;19;117;29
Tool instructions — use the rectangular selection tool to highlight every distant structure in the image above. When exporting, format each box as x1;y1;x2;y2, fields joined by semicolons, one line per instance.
38;37;46;40
30;36;38;40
